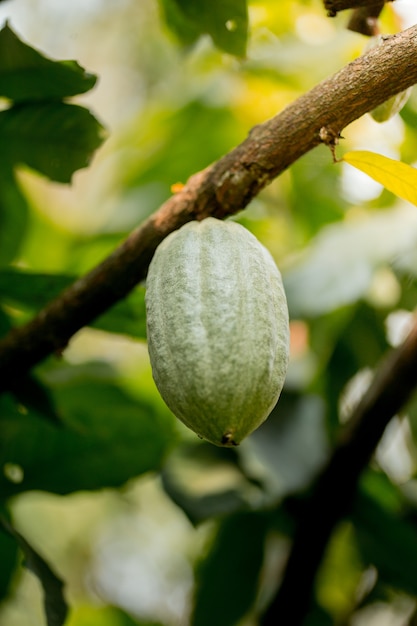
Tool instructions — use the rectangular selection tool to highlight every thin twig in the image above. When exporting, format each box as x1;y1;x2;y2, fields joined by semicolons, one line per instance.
0;25;417;391
348;4;385;36
324;0;389;14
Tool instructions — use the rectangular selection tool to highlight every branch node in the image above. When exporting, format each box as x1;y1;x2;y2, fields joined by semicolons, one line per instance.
319;126;343;162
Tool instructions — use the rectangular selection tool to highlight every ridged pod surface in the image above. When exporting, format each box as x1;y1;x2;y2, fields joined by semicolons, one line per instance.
145;218;290;447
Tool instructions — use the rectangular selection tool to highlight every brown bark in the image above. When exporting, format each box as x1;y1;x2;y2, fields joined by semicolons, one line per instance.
348;3;385;36
324;0;389;14
324;0;391;35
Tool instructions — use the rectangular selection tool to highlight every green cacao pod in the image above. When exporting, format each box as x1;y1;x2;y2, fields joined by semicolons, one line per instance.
145;217;290;447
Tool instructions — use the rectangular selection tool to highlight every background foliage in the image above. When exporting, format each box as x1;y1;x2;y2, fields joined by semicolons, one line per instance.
1;1;417;625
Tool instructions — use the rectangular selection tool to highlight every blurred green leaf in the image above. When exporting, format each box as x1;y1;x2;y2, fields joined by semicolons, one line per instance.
0;306;12;337
0;520;18;601
315;522;363;620
360;470;404;515
0;379;175;497
0;102;106;183
0;23;97;102
302;604;333;626
352;489;417;596
160;0;248;56
394;273;417;312
191;511;269;626
95;288;147;339
161;441;263;524
0;269;147;339
122;101;244;211
283;206;417;318
0;169;28;266
246;391;329;498
9;375;62;426
0;269;74;308
67;605;162;626
404;394;417;443
0;515;68;626
289;152;346;237
158;0;200;47
317;303;388;433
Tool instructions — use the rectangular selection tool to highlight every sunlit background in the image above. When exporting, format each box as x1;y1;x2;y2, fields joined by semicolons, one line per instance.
1;1;417;625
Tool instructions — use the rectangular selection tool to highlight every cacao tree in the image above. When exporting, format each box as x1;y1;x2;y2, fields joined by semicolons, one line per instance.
1;1;417;625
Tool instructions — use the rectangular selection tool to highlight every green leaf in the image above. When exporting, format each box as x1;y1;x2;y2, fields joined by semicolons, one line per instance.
0;519;18;601
0;515;68;626
9;375;62;425
0;102;106;182
352;489;417;596
161;442;262;524
0;379;175;497
302;604;334;626
343;151;417;206
95;288;147;339
191;511;269;626
67;605;163;626
288;152;346;237
0;306;13;339
247;391;329;498
164;0;248;57
283;205;417;318
318;303;388;432
0;169;29;266
122;101;244;208
0;269;147;339
0;269;74;309
158;0;201;47
360;469;404;514
315;522;363;619
0;23;97;102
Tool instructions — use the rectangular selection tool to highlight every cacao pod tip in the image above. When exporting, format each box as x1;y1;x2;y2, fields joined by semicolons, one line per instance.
221;431;239;447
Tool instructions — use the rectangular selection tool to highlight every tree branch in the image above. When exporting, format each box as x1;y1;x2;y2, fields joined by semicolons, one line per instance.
0;25;417;391
261;318;417;625
348;3;385;36
324;0;392;35
324;0;390;15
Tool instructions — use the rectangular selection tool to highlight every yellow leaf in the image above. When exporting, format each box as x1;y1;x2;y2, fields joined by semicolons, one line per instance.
343;150;417;207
